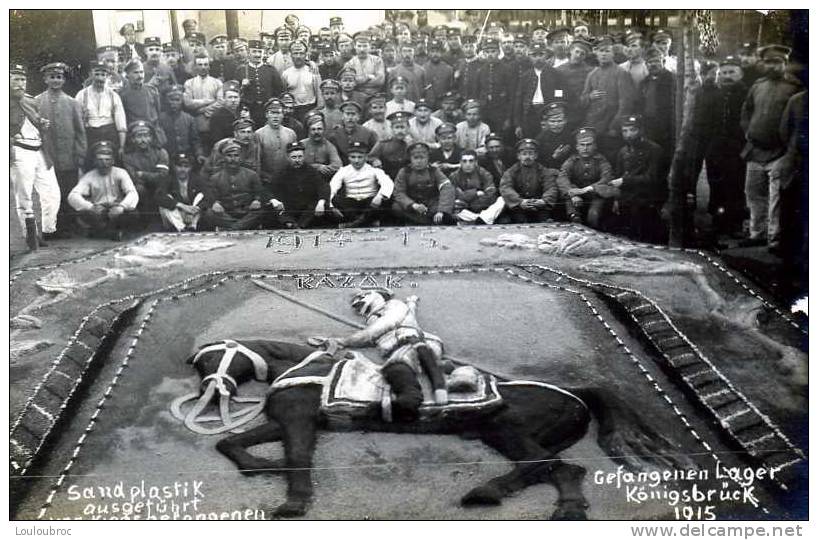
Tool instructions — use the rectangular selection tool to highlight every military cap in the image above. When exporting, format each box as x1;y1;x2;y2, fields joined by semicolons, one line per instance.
367;92;387;104
386;111;413;124
651;29;672;43
414;98;433;111
624;30;644;44
719;55;742;68
174;153;193;165
264;98;284;112
123;58;143;73
309;35;322;47
573;19;590;29
390;75;409;88
182;19;197;28
319;79;341;91
531;24;548;34
407;141;430;154
515;138;539;152
296;26;312;38
143;36;162;47
289;39;308;53
461;149;478;159
232;117;254;130
461;98;480;112
480;38;500;51
547;27;571;41
701;60;720;76
188;32;207;45
513;32;529;44
339;100;362;113
128;120;153;134
329;16;343;26
338;67;357;79
248;39;265;50
87;60;107;72
210;34;229;46
219;138;242;155
644;47;664;61
280;92;296;106
10;63;26;75
91;140;115;155
528;42;553;57
461;35;477;45
758;44;791;61
162;42;180;53
381;39;397;51
594;35;615;48
574;126;597;140
569;39;593;54
275;26;293;37
259;31;275;40
543;100;567;117
335;33;353;44
485;132;503;144
738;42;757;54
286;141;305;153
440;90;461;103
231;37;248;50
620;114;642;128
447;27;462;37
347;140;370;154
222;80;241;95
353;31;371;43
317;42;334;53
435;122;456;136
40;62;68;74
119;23;135;35
433;25;449;34
96;45;119;56
165;84;185;96
427;40;444;51
305;111;325;126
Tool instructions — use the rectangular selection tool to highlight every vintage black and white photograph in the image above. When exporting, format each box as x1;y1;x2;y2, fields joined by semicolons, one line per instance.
7;5;810;530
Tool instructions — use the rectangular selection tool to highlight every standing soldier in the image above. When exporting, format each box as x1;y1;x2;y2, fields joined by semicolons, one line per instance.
183;54;223;144
317;43;341;81
514;42;564;139
208;35;233;81
737;42;763;87
119;23;145;63
443;28;464;67
159;84;204;163
345;31;386;100
475;39;514;140
142;36;174;86
240;40;286;130
268;27;295;74
255;98;298;188
423;40;454;108
313;79;344;131
388;42;428;103
619;31;649;88
557;40;594;129
76;60;127;162
10;63;62;248
35;62;87;236
281;39;323;122
119;59;162;128
455;35;482;100
179;19;200;67
547;27;572;68
164;42;189;85
638;47;676;176
740;45;802;250
650;29;676;73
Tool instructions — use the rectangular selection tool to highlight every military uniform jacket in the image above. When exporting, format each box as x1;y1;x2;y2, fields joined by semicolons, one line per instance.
615;137;666;205
423;60;454;107
580;63;636;134
393;165;455;214
690;81;747;154
368;137;409;179
556;61;594;125
328;124;378;164
240;63;287;106
122;146;170;192
155;171;207;210
475;60;515;115
429;145;463;168
208;106;240;146
202;137;260;177
457;57;483;100
118;83;162;126
301;137;343;174
450;166;497;211
272;164;330;215
638;68;676;146
514;66;564;128
34;90;87;171
312;105;344;131
740;75;803;163
535;129;574;170
206;166;263;213
557;153;613;193
478;150;515;189
158;109;203;159
499;162;560;208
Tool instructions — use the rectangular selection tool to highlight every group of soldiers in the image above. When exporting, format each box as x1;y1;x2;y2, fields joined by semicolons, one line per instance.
9;13;806;264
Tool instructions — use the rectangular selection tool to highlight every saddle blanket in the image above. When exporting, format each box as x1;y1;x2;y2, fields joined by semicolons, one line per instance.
321;355;504;421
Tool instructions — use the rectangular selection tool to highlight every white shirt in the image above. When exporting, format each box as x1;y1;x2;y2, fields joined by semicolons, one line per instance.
408;117;443;147
75;85;127;130
386;99;415;117
329;163;394;203
282;64;320;106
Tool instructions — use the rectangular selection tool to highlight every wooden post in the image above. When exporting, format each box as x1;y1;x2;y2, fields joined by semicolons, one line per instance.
225;10;239;40
169;10;179;43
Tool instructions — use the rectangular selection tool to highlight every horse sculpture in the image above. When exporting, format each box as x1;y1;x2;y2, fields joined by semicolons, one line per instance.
176;338;690;519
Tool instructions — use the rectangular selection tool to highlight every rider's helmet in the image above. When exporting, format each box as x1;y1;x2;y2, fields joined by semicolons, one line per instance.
351;288;393;317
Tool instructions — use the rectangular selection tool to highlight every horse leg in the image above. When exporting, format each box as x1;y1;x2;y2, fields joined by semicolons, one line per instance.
541;461;589;520
215;421;286;476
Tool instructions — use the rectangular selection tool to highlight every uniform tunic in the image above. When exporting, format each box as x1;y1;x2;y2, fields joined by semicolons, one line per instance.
423;60;454;107
312;105;344;131
615;137;666;205
580;63;636;134
393;166;455;215
239;63;286;126
344;55;386;97
499;163;560;208
740;75;803;163
255;124;298;182
301;137;343;179
387;63;428;102
408;117;443;147
206;166;263;214
450;166;497;211
328;124;378;164
455;121;490;155
118;83;162;126
535;129;574;170
475;60;515;128
34;89;87;171
272;163;331;226
362;118;393;142
122;146;170;211
556;61;594;128
456;57;483;100
368;137;409;179
158;109;203;159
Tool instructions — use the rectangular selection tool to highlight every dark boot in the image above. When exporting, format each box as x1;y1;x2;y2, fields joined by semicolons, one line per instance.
382;363;423;422
25;218;39;251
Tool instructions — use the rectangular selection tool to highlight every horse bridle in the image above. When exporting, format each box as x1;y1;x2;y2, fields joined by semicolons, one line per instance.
170;340;270;435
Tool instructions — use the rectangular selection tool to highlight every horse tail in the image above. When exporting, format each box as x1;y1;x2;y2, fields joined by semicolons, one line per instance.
571;387;697;472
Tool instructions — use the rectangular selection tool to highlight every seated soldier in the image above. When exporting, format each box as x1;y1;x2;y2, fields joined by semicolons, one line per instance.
68;140;139;240
327;289;450;422
479;132;515;190
455;99;491;156
408;99;443;148
432;91;464;125
202;117;259;177
270;141;336;229
362;93;393;142
329;140;394;228
429;122;463;175
450;150;500;224
368;111;412;179
499;138;560;223
613;115;667;243
202;139;268;231
155;153;207;232
557;127;615;229
301;111;343;182
122;120;170;227
535;101;574;170
392;142;456;225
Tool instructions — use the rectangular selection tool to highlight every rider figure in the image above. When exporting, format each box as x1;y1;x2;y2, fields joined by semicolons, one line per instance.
330;288;450;422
